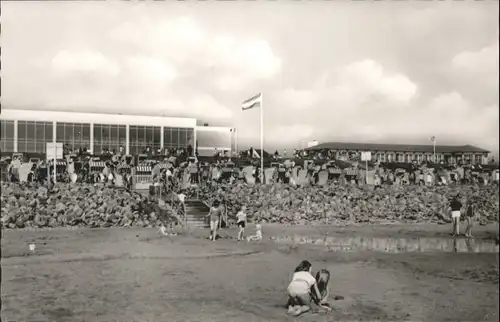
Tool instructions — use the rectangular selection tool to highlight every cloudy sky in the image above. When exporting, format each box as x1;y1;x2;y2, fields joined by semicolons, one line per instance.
2;1;499;155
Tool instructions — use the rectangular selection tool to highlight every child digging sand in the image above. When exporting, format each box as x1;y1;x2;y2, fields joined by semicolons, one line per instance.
286;260;323;316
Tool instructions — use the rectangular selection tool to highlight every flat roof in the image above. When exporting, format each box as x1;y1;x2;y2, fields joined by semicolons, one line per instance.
305;142;490;154
1;109;197;128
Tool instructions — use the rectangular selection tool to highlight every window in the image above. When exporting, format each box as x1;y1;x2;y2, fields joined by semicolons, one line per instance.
187;128;194;146
66;124;74;141
74;124;82;142
179;128;187;147
153;127;161;148
82;124;90;142
35;123;45;141
45;123;53;141
171;128;179;146
475;154;482;164
0;120;15;152
14;121;53;153
196;129;231;150
119;126;126;146
26;122;36;140
93;124;125;154
164;127;172;148
146;127;153;144
18;122;27;140
56;123;65;141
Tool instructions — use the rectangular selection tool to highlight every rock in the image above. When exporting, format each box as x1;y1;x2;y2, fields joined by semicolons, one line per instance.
1;181;498;229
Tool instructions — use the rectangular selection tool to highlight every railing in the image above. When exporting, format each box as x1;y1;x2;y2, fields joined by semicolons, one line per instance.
134;174;154;184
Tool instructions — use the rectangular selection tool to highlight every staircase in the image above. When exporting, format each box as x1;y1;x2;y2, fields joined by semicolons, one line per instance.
184;199;210;228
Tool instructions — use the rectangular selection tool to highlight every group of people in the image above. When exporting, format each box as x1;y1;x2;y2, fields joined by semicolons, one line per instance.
449;194;478;238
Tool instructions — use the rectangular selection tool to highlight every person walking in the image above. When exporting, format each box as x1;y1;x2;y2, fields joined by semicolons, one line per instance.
206;200;222;241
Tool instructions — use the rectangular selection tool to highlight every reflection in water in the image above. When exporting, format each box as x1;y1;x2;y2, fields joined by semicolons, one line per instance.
272;235;499;253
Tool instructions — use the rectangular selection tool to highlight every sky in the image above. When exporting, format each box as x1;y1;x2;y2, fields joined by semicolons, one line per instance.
1;1;499;155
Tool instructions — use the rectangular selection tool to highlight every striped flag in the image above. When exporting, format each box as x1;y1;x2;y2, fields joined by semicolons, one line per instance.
242;93;262;111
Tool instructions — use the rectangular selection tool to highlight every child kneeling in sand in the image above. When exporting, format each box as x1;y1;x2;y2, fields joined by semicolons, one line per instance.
246;224;262;242
286;260;323;316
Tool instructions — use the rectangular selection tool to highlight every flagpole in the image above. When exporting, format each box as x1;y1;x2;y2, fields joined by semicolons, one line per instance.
260;93;264;183
235;128;239;156
433;138;436;163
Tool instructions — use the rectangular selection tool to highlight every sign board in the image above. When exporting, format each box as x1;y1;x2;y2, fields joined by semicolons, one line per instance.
46;143;63;160
361;151;372;161
307;140;319;148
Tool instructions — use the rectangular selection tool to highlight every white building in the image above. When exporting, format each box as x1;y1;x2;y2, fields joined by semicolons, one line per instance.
0;109;233;156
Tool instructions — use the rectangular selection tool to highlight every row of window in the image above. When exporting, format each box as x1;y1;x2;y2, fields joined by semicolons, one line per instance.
333;150;484;164
0;120;197;153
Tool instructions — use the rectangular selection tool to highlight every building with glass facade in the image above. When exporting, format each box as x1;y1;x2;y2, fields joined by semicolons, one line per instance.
0;109;233;156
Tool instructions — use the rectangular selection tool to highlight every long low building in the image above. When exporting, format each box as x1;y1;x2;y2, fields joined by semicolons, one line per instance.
305;142;490;165
0;109;234;156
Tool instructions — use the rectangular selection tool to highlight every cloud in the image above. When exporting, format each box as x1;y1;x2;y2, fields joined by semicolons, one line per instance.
331;60;419;104
109;17;281;91
272;61;497;154
452;41;499;75
52;50;120;76
266;124;314;145
278;60;418;112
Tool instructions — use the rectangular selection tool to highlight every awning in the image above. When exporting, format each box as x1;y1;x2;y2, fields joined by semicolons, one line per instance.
89;161;106;167
48;161;67;166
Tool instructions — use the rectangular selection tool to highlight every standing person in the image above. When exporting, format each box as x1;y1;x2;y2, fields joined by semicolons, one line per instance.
449;194;463;237
286;260;323;317
188;160;198;184
206;200;222;241
465;197;478;238
236;205;247;241
177;190;187;223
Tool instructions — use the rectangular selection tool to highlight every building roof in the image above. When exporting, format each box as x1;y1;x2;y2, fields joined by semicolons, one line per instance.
305;142;490;154
0;109;196;128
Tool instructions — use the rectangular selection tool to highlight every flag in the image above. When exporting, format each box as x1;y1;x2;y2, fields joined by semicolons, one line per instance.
242;93;262;111
430;136;435;142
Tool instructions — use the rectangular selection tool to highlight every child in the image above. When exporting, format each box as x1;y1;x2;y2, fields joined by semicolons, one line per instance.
206;200;222;241
465;198;478;238
314;269;331;310
246;224;262;242
158;222;176;236
286;260;323;316
236;205;247;241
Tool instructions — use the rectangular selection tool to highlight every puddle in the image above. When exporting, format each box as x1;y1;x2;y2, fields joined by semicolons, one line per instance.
271;235;499;253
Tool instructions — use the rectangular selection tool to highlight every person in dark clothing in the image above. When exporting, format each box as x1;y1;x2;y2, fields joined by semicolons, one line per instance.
464;197;478;238
449;194;463;236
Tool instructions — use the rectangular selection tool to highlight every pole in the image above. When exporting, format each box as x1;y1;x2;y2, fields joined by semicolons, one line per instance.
53;145;57;183
234;128;238;157
365;159;368;184
260;94;264;184
433;139;436;163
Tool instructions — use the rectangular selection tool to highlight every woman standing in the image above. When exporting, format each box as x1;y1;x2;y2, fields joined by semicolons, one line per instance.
206;200;222;241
